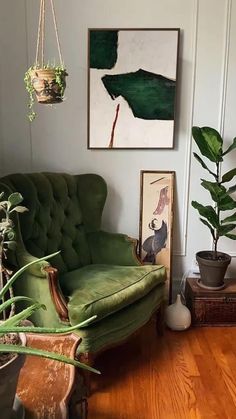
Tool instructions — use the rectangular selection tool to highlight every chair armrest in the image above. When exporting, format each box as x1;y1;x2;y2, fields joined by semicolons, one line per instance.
44;266;69;322
16;249;50;278
87;230;141;266
16;249;69;323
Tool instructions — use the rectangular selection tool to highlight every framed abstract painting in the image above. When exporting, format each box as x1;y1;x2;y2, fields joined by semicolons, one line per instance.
88;28;180;149
139;171;175;301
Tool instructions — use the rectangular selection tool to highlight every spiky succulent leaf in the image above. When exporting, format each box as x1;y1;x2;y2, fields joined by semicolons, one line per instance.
0;345;100;374
192;126;223;162
0;296;36;314
222;168;236;183
0;315;97;334
0;251;60;299
0;303;46;331
222;137;236;156
191;201;219;228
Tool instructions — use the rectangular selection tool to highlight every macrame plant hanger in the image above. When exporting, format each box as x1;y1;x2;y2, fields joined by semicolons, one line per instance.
25;0;67;120
27;0;67;112
35;0;64;68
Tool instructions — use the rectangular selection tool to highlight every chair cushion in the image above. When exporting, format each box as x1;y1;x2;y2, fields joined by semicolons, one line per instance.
60;264;166;324
75;281;164;353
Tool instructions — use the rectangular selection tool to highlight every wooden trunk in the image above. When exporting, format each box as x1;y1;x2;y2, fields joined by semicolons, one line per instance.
185;277;236;326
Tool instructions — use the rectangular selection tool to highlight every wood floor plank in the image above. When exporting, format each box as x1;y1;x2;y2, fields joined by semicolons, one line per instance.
88;325;236;419
205;328;236;409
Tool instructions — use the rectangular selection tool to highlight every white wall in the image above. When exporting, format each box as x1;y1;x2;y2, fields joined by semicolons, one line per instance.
0;0;236;285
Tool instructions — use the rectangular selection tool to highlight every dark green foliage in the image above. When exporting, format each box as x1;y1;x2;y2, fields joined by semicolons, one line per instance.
192;126;223;162
102;69;176;120
90;30;118;69
191;126;236;253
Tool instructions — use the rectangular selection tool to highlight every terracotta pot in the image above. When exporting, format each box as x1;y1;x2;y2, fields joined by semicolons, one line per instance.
196;250;231;289
30;68;67;104
0;334;26;419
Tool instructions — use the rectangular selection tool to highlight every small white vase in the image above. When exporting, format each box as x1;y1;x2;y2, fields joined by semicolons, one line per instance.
165;294;191;331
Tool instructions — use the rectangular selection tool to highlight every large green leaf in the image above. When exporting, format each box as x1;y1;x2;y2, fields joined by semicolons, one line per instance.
222;168;236;183
218;195;236;211
200;180;236;210
227;185;236;195
222;212;236;224
222;137;236;156
0;345;100;374
192;126;223;162
218;223;236;236
225;233;236;239
0;303;46;331
0;251;60;299
193;152;217;178
199;218;215;240
191;201;219;228
201;180;226;203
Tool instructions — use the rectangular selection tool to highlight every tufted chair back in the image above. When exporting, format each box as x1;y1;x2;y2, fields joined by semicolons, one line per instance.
0;172;107;273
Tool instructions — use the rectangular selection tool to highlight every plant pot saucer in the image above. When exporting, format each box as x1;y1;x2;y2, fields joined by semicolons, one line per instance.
197;278;225;291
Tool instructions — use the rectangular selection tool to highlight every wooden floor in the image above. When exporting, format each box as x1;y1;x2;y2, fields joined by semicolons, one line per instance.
88;322;236;419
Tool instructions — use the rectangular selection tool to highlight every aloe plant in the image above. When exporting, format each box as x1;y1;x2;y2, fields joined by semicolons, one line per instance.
0;192;99;374
191;126;236;257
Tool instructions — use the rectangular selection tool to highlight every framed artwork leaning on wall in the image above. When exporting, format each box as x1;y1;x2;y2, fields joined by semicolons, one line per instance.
88;28;180;149
139;171;175;301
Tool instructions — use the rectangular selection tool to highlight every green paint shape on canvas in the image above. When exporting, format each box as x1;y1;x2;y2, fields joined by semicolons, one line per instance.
102;69;176;120
90;30;118;69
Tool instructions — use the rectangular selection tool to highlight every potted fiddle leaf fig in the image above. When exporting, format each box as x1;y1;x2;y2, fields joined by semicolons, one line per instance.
0;192;99;419
192;126;236;289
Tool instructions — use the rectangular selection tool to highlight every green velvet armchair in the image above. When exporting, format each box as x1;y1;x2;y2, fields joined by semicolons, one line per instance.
0;173;166;356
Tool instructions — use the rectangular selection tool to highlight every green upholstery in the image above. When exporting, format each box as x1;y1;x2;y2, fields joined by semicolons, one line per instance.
0;172;166;354
61;264;165;324
74;282;164;353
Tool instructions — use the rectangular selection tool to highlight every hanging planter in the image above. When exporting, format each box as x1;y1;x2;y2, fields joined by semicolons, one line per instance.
24;0;68;121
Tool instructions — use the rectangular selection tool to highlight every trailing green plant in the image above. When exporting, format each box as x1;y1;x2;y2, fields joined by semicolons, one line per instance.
24;64;67;122
191;126;236;258
0;192;99;374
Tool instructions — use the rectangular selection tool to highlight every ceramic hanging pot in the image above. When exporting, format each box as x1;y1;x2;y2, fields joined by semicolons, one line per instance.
165;294;191;331
29;68;67;104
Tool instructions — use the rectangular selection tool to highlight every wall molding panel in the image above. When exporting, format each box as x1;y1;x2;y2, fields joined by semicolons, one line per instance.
0;0;235;278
